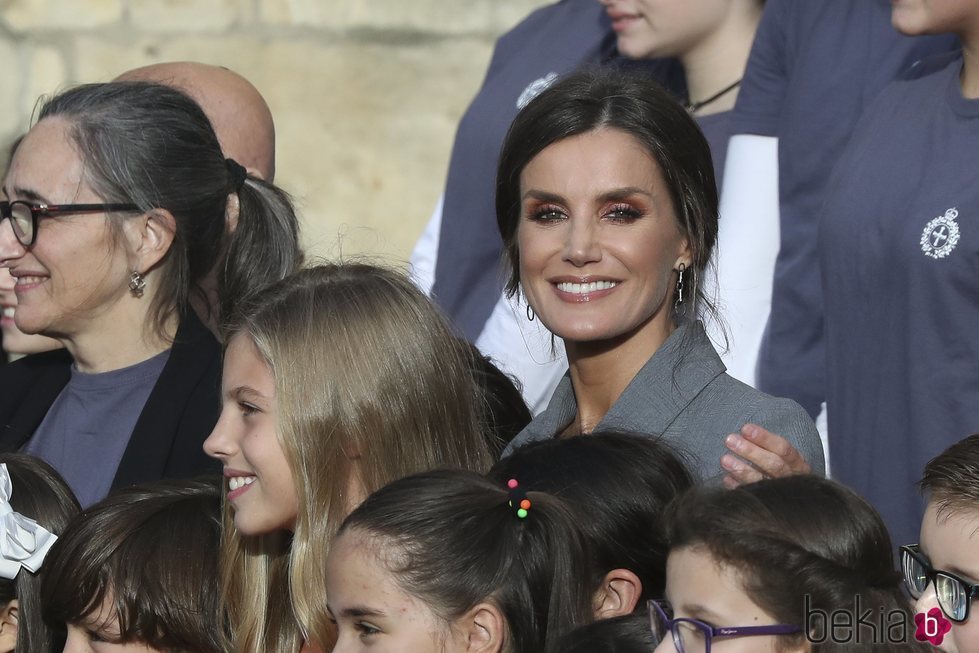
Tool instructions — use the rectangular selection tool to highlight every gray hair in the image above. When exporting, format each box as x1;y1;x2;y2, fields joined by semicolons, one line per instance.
38;81;302;337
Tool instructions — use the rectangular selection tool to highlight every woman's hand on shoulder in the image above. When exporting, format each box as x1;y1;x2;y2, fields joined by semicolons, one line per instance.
720;423;811;488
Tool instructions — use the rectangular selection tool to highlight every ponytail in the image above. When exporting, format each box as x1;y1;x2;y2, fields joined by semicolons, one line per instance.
219;177;302;334
338;470;595;653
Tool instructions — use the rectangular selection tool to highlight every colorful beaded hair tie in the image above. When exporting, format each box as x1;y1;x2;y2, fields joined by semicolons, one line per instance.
506;478;532;519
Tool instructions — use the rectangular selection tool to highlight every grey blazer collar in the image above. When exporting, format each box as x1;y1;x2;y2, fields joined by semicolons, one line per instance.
520;321;726;440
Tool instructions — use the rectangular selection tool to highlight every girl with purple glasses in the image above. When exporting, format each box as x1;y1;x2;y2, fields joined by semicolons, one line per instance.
653;475;933;652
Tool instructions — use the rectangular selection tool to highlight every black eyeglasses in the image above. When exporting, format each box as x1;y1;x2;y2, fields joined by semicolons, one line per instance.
0;200;140;247
902;544;978;623
648;600;801;653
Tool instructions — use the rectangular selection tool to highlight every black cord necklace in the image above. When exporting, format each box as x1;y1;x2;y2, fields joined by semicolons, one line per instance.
684;78;742;113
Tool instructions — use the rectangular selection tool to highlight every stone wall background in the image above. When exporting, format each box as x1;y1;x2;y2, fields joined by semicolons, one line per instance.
0;0;548;262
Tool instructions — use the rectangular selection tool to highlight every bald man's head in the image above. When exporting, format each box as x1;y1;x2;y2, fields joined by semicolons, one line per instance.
117;61;275;180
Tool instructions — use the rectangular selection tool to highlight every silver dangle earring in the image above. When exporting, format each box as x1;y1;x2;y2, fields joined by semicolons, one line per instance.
526;303;536;322
674;263;686;313
129;270;146;298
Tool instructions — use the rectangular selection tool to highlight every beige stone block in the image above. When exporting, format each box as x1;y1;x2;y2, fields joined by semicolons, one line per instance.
1;0;123;31
264;38;497;262
22;46;69;127
71;34;496;260
129;0;247;32
0;39;22;142
260;0;549;35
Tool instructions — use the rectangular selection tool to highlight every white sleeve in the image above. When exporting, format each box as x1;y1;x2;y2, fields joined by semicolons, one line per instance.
408;194;444;296
703;134;780;388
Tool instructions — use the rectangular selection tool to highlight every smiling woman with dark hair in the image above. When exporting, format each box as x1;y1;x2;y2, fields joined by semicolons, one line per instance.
497;66;823;484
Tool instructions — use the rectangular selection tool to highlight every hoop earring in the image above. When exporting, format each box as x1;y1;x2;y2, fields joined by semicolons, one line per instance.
674;263;686;313
526;303;536;322
129;270;146;298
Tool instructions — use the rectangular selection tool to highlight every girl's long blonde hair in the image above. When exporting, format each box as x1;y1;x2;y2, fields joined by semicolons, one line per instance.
219;262;492;653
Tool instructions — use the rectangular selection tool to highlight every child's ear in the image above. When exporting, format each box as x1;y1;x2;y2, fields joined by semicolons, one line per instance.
458;601;505;653
0;599;19;653
592;568;642;619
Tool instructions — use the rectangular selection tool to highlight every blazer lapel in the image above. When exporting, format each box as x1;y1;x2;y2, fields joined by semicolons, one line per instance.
111;311;221;489
0;348;72;452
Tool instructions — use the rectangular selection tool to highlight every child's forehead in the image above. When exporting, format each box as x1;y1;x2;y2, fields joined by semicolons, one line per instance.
921;501;979;570
925;497;979;530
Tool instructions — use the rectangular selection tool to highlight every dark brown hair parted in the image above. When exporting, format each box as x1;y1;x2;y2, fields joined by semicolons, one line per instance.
495;65;718;322
41;478;223;653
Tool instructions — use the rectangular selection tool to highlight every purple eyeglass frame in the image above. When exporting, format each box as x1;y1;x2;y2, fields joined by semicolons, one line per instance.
648;600;802;652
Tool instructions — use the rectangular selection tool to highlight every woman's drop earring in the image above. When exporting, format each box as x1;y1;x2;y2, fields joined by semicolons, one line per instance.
674;263;686;312
526;303;536;322
129;270;146;298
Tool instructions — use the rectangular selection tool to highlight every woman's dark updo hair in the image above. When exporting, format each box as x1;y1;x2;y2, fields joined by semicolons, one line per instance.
37;81;302;336
495;65;718;320
668;475;934;652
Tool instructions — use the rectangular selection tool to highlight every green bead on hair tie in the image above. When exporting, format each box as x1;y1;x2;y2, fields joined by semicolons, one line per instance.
506;479;532;520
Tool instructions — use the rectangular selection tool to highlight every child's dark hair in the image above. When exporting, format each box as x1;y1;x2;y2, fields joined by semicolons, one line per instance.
919;433;979;519
41;478;223;653
668;475;934;652
556;614;655;653
0;454;80;653
490;432;694;604
459;339;532;459
338;469;595;653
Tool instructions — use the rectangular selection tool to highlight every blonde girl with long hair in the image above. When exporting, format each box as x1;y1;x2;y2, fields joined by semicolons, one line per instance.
203;262;492;653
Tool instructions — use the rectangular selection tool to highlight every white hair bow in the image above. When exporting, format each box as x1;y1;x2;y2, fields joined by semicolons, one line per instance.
0;463;58;580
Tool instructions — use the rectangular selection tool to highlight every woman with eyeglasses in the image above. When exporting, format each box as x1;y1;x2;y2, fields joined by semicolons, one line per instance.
0;136;61;363
0;81;301;507
653;475;934;653
902;433;979;653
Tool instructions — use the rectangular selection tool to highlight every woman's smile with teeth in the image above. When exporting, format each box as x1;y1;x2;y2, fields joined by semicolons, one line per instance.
229;476;256;491
556;280;619;294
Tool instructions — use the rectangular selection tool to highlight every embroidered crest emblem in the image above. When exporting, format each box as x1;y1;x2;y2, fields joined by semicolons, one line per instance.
517;73;558;109
920;207;960;259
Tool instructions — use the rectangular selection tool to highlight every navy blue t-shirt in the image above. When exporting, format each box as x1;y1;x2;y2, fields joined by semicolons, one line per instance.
25;349;170;507
696;110;731;189
819;51;979;545
431;0;682;341
731;0;957;418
